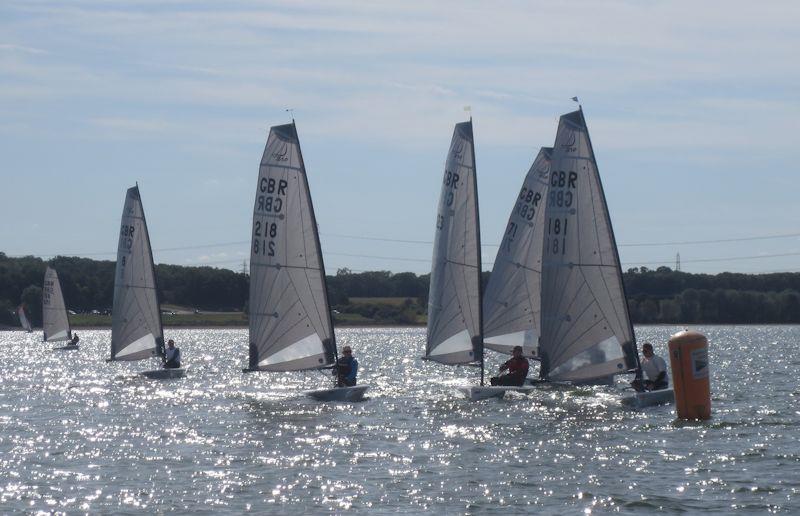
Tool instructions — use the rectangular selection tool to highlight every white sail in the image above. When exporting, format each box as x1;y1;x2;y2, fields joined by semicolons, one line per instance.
426;120;483;365
483;147;552;358
248;122;336;372
110;186;163;361
17;305;32;332
539;109;637;381
43;266;71;342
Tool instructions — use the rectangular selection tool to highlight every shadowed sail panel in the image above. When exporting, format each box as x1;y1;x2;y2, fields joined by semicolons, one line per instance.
483;147;552;358
111;186;163;361
426;120;483;365
43;266;71;342
248;123;336;372
539;110;637;381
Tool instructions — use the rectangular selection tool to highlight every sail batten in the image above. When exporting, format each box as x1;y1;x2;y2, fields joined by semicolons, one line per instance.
43;267;71;342
539;109;636;381
111;186;163;362
483;147;552;358
426;120;482;366
248;123;336;372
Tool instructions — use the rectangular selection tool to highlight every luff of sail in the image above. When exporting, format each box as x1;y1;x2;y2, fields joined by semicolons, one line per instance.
17;305;32;332
43;266;72;342
426;120;483;365
110;186;163;361
539;109;637;381
483;147;552;358
248;123;336;372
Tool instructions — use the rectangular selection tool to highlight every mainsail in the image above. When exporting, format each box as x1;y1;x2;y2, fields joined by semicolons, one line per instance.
248;122;336;372
539;109;637;381
17;305;32;332
426;120;483;365
483;147;552;358
110;185;164;361
43;266;71;342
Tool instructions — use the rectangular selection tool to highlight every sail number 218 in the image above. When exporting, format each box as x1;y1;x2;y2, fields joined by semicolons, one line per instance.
253;221;277;256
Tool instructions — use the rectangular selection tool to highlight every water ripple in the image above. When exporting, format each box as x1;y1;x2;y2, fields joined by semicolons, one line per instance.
0;325;798;512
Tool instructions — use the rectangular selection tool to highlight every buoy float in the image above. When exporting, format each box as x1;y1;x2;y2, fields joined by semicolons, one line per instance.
668;330;711;420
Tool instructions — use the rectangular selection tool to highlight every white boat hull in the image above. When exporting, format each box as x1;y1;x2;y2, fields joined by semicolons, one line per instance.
305;385;369;402
621;388;675;409
52;345;80;351
459;385;536;402
140;367;188;380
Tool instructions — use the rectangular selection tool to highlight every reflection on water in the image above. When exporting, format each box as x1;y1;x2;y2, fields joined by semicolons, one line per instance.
0;326;798;512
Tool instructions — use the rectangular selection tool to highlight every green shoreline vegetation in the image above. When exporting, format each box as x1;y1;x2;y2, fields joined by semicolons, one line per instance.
3;252;800;328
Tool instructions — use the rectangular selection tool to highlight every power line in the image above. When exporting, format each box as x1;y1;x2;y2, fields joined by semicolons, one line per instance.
618;231;800;248
9;229;800;259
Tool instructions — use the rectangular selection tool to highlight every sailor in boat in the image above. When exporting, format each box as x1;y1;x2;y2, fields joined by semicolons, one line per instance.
632;342;669;391
333;345;358;387
68;333;79;347
164;339;182;369
490;345;530;386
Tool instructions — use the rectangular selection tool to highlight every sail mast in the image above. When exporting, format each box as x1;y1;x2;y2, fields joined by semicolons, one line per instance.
468;117;485;386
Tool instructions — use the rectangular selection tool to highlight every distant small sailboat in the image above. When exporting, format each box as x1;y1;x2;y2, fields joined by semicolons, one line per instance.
483;147;552;360
110;185;185;379
17;304;32;332
538;108;639;383
245;121;368;402
426;119;527;401
43;266;76;350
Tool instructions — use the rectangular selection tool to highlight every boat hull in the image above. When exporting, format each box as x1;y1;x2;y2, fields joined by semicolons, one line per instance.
140;367;188;380
459;385;536;401
52;345;80;351
621;388;675;409
305;385;369;402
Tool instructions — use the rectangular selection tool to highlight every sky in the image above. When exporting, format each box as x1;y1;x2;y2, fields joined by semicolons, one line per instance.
1;0;799;276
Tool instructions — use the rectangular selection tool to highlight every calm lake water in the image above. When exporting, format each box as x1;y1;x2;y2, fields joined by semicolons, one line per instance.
0;326;798;513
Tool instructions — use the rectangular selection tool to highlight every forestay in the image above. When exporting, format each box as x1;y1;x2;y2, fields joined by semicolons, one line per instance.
43;266;71;342
248;123;336;372
110;186;164;361
483;147;552;358
426;120;483;365
539;110;637;381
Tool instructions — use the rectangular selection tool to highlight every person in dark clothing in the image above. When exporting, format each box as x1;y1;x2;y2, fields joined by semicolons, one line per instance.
68;333;79;347
164;339;182;368
490;345;529;386
333;345;358;387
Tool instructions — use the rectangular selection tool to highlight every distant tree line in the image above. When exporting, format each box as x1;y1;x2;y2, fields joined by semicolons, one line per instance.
2;253;800;326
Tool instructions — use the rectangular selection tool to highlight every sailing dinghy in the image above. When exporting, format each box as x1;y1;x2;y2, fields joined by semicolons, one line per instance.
110;185;186;380
17;304;32;332
426;119;527;401
245;121;368;402
43;266;76;350
537;107;639;384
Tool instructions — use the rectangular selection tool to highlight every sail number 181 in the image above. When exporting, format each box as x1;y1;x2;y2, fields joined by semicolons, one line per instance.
546;217;568;255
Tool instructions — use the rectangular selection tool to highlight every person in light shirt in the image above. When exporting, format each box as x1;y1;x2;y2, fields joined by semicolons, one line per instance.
633;342;669;391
